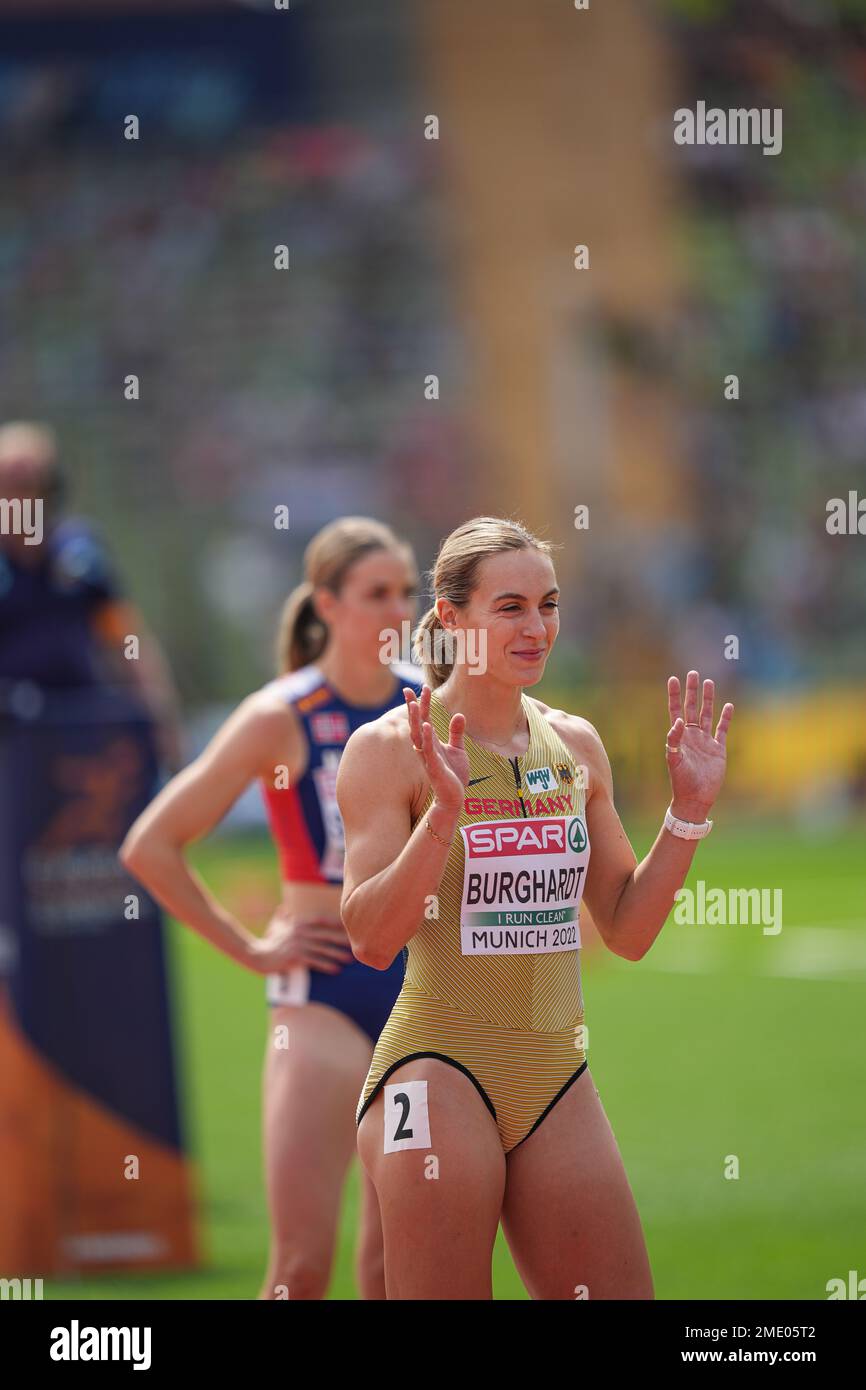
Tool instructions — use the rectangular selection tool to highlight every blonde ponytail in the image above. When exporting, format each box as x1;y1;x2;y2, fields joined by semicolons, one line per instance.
412;605;452;689
275;581;327;674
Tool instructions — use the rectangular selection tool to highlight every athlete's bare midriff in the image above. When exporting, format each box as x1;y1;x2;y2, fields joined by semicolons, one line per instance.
278;879;344;919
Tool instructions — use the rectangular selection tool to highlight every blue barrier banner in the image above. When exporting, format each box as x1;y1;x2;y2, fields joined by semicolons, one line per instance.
0;683;197;1274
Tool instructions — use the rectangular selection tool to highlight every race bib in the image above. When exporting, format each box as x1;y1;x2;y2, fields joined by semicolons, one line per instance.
313;750;345;882
459;815;590;955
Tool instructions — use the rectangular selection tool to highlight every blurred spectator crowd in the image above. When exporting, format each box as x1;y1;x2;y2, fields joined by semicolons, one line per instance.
0;0;863;714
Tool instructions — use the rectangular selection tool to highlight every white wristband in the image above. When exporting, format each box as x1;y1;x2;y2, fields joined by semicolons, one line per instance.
664;804;713;840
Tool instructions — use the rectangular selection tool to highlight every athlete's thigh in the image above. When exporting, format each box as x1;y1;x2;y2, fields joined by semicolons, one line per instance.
263;1004;372;1249
355;1163;386;1296
357;1058;506;1300
356;1162;383;1252
501;1067;654;1300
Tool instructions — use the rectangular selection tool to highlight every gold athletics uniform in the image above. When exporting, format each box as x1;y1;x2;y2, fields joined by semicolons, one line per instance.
356;688;591;1152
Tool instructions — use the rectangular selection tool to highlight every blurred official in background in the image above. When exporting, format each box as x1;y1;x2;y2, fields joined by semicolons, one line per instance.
0;420;182;770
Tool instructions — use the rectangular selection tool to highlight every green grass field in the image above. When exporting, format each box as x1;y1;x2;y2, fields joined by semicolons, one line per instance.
48;820;866;1300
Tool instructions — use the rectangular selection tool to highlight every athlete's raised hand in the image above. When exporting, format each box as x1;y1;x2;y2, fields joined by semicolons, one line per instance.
665;671;734;818
404;684;470;814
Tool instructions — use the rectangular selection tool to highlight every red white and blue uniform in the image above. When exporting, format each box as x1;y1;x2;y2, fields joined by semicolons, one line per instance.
260;660;423;1043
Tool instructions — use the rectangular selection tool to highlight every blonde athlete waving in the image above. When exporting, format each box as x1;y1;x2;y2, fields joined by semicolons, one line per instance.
337;516;734;1301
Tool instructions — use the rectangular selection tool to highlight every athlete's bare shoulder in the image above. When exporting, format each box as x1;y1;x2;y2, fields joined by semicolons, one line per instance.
214;684;304;781
528;696;612;800
342;700;415;762
338;701;421;808
246;682;297;718
241;684;303;739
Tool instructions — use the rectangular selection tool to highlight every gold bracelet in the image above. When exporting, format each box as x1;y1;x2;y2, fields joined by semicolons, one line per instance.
425;815;453;848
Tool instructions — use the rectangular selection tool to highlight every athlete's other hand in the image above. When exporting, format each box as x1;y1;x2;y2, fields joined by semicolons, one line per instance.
404;684;469;815
665;671;734;820
246;906;354;975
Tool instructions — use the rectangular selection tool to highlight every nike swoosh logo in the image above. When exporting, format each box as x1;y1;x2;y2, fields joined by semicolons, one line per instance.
468;776;491;786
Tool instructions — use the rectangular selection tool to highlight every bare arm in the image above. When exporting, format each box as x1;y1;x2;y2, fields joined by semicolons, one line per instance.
575;723;704;962
119;691;306;972
337;687;468;969
559;671;733;961
92;599;184;771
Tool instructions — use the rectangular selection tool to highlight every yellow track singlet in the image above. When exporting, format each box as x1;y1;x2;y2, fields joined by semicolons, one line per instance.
357;687;591;1152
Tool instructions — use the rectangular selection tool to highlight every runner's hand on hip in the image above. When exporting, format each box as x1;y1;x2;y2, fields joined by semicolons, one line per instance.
247;910;354;975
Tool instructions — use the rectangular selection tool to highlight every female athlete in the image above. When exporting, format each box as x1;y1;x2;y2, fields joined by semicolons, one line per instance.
337;515;734;1300
120;517;422;1299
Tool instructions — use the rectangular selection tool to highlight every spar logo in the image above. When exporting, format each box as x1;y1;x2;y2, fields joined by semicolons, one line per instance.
465;819;566;857
568;818;587;853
